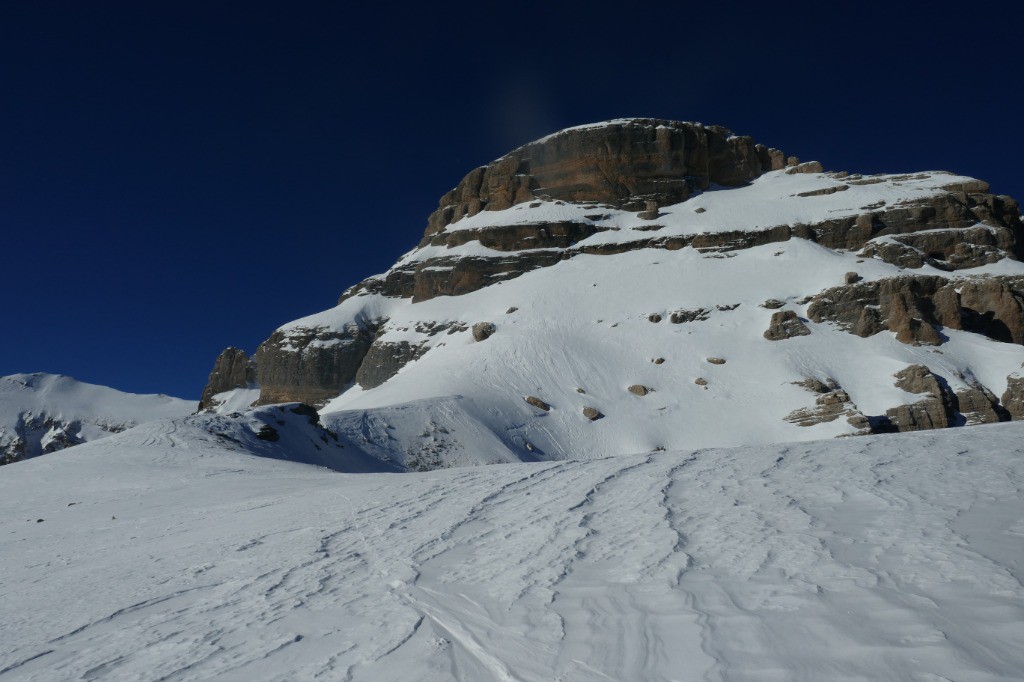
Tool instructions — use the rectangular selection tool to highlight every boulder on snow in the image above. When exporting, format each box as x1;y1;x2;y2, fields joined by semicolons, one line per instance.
472;322;496;342
670;308;711;323
525;396;551;411
763;311;811;340
582;406;603;421
627;385;651;396
706;357;727;365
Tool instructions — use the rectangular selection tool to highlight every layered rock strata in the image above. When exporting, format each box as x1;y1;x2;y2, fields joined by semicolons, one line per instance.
807;275;1024;346
785;378;870;433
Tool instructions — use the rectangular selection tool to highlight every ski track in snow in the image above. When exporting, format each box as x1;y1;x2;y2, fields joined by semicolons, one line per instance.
2;422;1024;680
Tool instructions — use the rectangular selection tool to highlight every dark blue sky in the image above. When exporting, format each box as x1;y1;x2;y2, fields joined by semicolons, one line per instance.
2;1;1022;399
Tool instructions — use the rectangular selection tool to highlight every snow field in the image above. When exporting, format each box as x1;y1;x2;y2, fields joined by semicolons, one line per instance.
2;420;1023;680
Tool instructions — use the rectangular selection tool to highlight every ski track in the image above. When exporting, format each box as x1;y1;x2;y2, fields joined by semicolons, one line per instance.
3;425;1024;680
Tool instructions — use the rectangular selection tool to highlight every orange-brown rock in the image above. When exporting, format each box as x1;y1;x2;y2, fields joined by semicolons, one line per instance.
884;365;956;431
807;275;1024;347
423;119;785;241
959;279;1024;344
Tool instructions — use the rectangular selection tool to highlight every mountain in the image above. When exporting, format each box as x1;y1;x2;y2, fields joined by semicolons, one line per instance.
0;373;196;464
3;410;1023;679
202;118;1024;470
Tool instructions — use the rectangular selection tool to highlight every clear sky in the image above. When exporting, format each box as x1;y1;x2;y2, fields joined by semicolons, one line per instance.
2;1;1022;399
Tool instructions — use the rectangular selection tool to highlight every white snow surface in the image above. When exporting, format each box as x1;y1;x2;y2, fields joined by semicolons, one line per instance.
3;419;1024;680
0;373;197;459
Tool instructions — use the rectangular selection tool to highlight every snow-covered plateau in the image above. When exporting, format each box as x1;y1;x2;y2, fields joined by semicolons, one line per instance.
2;417;1023;680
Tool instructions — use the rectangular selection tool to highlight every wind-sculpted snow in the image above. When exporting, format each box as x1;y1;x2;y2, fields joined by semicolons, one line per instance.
3;422;1024;680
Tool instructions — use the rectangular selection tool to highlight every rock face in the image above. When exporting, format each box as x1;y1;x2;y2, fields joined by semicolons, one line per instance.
422;119;785;241
255;322;380;406
954;383;1005;425
355;340;426;390
763;311;811;340
198;348;257;411
807;275;1024;346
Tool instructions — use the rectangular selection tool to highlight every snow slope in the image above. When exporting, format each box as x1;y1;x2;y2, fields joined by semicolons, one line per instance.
315;238;1024;468
3;418;1023;680
0;373;196;462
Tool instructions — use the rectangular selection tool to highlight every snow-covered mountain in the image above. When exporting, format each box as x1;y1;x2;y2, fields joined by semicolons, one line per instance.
0;373;196;464
203;118;1024;470
6;119;1024;681
3;412;1022;680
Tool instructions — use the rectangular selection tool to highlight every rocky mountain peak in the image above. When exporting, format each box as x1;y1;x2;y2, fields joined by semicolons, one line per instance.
200;119;1024;469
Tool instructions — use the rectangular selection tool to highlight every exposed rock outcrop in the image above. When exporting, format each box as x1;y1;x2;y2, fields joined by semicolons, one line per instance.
807;275;1024;346
1001;373;1024;420
785;378;870;433
959;279;1024;344
423;119;786;241
954;383;1006;425
256;322;381;406
670;308;710;323
355;340;427;390
883;365;957;432
338;177;1023;305
198;347;257;411
763;311;811;340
